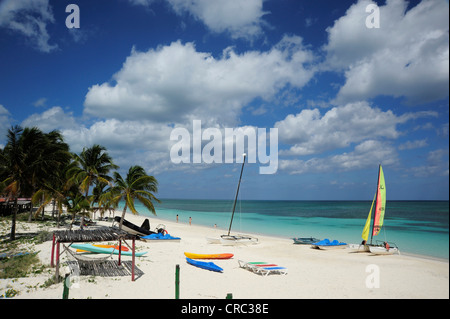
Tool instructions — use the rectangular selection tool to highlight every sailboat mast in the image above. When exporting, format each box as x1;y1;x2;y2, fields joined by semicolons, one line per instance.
370;164;382;245
227;153;246;236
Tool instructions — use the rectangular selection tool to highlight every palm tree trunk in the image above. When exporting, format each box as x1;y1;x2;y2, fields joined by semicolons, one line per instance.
119;202;128;230
10;198;18;240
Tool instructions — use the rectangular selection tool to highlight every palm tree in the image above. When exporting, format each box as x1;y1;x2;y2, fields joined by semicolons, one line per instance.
1;126;71;238
0;126;40;239
67;144;118;209
27;130;71;221
109;165;160;230
32;160;77;227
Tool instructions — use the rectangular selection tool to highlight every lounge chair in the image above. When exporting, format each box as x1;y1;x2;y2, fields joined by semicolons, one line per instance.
238;260;287;276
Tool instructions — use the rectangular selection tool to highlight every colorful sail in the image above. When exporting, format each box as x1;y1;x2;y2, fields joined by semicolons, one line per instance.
372;165;386;237
361;193;376;241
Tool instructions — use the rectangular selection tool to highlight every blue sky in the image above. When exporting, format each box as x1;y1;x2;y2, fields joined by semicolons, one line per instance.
0;0;448;201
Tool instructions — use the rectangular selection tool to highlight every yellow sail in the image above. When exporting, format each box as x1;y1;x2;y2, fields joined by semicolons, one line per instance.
362;193;376;241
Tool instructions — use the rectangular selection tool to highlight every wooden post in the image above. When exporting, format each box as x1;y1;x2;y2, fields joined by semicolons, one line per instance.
175;264;180;299
118;239;122;266
131;237;135;281
62;274;70;299
51;233;55;267
55;241;60;281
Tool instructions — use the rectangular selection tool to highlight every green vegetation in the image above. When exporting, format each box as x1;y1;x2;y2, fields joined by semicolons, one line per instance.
0;125;160;238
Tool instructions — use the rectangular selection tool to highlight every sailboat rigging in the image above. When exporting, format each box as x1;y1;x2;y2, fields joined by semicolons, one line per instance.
350;164;399;255
206;153;258;245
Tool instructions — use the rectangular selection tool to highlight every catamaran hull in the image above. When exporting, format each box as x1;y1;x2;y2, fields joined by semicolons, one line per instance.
369;246;399;255
347;244;370;252
220;235;258;246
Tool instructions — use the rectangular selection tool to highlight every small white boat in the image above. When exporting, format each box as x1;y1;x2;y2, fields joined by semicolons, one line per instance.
347;243;370;252
357;165;400;255
369;244;400;255
220;234;258;246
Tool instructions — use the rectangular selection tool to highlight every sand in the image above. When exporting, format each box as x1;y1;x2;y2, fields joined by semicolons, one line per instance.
1;210;448;299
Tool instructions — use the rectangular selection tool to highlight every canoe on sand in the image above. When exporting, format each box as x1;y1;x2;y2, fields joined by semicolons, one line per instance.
70;244;147;257
184;252;233;259
77;244;129;253
186;258;223;272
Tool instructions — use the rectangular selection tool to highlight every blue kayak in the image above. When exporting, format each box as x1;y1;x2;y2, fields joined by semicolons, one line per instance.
186;257;223;272
312;238;347;250
142;233;181;241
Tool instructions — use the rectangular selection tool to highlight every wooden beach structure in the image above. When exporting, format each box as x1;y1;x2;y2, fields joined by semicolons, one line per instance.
51;227;142;281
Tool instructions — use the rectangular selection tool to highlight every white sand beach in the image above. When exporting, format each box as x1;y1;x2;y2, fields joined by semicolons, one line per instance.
1;210;448;299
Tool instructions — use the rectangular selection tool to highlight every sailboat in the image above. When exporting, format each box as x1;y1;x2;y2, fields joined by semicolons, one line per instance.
206;154;258;246
349;165;399;255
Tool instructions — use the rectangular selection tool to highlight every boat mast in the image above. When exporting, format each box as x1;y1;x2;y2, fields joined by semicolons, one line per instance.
227;153;246;236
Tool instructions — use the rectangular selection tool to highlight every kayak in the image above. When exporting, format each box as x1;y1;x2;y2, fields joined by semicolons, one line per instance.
141;233;181;241
311;238;348;250
70;244;147;257
186;257;223;272
77;244;129;253
184;252;233;259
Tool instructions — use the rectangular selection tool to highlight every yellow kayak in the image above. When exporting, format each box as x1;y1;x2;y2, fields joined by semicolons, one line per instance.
184;252;233;259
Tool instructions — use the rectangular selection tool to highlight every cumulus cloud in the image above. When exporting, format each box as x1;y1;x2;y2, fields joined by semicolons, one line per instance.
0;104;13;139
20;106;177;174
279;140;399;175
0;0;57;52
324;0;449;104
166;0;268;40
84;36;315;126
128;0;268;40
409;148;449;177
275;101;438;156
21;106;78;132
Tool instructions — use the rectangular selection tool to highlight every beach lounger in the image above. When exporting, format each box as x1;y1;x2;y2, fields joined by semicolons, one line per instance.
238;260;287;276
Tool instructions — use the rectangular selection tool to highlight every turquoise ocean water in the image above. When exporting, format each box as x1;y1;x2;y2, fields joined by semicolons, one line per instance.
121;199;449;260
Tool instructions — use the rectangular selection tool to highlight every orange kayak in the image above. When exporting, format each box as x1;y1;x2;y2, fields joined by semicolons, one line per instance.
77;244;129;253
184;252;233;259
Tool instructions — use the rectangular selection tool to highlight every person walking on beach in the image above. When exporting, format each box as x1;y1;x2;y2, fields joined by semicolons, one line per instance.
176;214;178;223
189;217;192;225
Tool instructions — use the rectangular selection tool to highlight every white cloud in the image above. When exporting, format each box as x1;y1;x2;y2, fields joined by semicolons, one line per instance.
0;104;12;138
166;0;268;40
21;108;177;174
324;0;449;104
279;140;399;175
398;139;428;150
129;0;268;40
21;106;78;132
275;101;436;156
84;36;315;126
0;0;57;52
409;148;449;177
